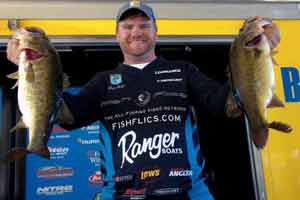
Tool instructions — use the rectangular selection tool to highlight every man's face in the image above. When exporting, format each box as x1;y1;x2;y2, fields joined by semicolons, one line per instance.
116;14;157;57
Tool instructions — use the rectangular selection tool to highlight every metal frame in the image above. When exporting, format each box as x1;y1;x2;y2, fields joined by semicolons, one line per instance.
0;1;299;19
0;35;266;200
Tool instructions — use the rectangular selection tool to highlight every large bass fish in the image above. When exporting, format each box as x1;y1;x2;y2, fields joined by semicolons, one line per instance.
6;27;66;161
229;17;292;148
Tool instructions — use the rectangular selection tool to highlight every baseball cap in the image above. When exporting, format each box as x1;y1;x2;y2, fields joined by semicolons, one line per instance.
116;0;156;23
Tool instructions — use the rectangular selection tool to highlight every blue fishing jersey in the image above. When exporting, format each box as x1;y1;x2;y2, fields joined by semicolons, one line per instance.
62;57;229;200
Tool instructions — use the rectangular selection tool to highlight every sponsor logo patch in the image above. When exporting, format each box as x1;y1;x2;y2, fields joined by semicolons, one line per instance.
140;168;160;180
169;168;192;177
37;166;74;179
89;171;104;185
36;185;73;196
110;74;122;85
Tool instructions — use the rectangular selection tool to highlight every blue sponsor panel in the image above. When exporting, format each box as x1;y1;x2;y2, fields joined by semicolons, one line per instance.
25;88;102;200
281;67;300;102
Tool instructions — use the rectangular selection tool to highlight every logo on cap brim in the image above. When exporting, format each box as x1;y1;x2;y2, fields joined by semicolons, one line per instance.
130;0;141;8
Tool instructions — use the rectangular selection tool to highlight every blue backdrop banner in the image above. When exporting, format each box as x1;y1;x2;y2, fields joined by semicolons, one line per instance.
25;87;103;200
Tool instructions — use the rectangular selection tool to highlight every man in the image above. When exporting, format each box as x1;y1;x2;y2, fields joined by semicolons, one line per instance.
6;1;234;200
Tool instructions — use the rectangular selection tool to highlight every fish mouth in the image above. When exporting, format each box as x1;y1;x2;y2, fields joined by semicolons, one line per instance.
245;34;263;48
21;48;45;61
244;18;274;48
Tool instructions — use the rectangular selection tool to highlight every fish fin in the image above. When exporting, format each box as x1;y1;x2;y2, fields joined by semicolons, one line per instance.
25;63;34;82
11;81;19;89
252;127;269;149
63;73;71;89
5;148;28;162
269;121;292;133
267;94;285;108
271;50;278;55
226;91;243;118
6;71;19;79
9;117;27;133
272;57;279;66
271;50;279;65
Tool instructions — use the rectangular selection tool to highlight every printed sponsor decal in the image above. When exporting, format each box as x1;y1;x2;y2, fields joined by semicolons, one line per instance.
89;171;104;185
118;131;183;168
111;114;181;131
169;168;192;177
135;91;151;106
122;188;146;199
37;166;74;179
49;146;69;159
115;174;134;183
50;134;71;140
154;69;181;75
140;168;160;180
36;185;73;196
281;67;300;102
87;150;101;166
110;74;122;85
77;138;100;145
157;78;183;83
80;124;100;134
153;188;181;196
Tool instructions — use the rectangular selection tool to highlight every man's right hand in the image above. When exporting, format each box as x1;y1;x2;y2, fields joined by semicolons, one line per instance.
6;39;21;65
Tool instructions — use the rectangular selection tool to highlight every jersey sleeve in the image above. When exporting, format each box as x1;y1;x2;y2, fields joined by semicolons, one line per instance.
61;73;107;129
186;63;230;118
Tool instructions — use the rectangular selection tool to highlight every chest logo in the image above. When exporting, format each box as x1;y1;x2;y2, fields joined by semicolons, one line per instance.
110;74;122;85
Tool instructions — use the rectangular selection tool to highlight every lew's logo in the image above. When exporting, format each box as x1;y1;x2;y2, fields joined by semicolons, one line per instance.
140;168;160;180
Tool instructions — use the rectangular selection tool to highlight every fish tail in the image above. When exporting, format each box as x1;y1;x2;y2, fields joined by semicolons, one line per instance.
251;124;269;149
269;121;292;133
4;147;29;162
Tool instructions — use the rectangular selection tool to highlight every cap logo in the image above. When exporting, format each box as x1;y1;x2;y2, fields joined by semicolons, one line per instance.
130;0;141;8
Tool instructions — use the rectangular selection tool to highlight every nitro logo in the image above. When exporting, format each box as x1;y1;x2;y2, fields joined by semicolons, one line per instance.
281;67;300;102
118;131;182;168
36;185;73;196
169;169;192;177
140;169;160;180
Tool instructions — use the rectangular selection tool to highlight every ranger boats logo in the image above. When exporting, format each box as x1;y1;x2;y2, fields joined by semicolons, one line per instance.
118;131;183;168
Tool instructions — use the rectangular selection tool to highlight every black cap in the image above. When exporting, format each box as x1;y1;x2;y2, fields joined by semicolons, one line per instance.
116;0;156;23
